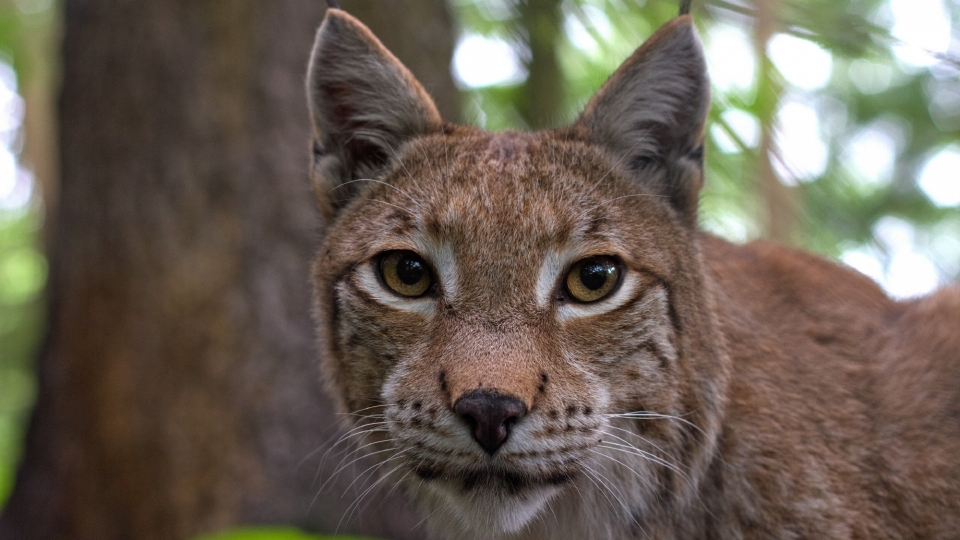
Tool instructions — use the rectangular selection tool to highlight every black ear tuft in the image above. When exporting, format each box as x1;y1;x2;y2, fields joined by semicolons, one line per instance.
306;9;442;221
573;16;710;224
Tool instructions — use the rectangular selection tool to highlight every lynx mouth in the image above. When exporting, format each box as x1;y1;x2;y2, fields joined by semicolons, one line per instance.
412;459;578;535
412;460;579;495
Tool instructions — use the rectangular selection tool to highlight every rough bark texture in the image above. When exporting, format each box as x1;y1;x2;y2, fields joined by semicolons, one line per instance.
0;1;458;539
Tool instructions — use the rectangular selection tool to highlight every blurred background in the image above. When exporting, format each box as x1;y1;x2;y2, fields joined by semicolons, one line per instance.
0;0;957;538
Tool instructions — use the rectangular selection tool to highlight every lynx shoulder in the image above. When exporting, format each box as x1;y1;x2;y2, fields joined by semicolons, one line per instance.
305;8;960;539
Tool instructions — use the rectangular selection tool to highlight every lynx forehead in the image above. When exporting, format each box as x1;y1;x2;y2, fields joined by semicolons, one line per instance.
306;7;960;540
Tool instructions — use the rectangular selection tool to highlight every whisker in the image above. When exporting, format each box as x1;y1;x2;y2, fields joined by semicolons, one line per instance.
580;466;619;515
303;418;388;469
600;439;686;477
314;422;391;478
314;439;398;499
603;424;674;457
323;439;398;491
330;178;420;207
584;132;651;197
599;433;689;477
341;448;407;497
299;408;386;469
586;463;651;540
377;470;412;511
590;448;658;490
308;441;398;513
412;502;442;531
606;411;706;436
330;197;413;215
338;459;407;534
576;193;669;222
336;402;389;417
382;140;420;190
582;463;638;530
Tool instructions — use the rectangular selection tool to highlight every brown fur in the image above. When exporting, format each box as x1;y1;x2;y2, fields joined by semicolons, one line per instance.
306;9;960;539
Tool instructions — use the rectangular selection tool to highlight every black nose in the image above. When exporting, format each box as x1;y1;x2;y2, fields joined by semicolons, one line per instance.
454;390;528;455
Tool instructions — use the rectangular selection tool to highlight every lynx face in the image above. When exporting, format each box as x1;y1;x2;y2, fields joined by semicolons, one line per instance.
308;9;724;538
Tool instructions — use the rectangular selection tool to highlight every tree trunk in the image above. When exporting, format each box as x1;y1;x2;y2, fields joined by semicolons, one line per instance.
0;1;458;539
518;0;565;129
752;0;797;245
341;0;460;121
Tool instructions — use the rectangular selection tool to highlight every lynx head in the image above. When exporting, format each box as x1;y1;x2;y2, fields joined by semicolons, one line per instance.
307;9;727;538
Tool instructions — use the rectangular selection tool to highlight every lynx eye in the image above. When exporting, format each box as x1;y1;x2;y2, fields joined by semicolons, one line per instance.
379;251;432;297
566;256;620;303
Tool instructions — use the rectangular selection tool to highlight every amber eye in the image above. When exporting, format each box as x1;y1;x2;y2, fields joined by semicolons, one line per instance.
565;256;620;303
379;251;432;297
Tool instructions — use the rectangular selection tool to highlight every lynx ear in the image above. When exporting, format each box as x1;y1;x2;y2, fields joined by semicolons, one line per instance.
306;9;443;220
574;16;710;223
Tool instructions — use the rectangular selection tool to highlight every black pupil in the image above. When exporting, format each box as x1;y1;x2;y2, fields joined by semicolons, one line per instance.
396;256;425;285
580;261;612;290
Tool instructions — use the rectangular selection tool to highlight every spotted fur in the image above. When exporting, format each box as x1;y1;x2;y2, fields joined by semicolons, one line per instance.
306;9;960;540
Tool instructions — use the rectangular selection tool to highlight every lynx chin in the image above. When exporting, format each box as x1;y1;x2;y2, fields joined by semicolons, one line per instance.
305;8;960;540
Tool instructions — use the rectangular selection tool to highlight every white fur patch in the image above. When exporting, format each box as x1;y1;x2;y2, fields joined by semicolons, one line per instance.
414;235;459;300
535;249;565;307
421;480;561;536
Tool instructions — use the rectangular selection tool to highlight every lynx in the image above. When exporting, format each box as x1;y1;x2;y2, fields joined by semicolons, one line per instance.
306;8;960;540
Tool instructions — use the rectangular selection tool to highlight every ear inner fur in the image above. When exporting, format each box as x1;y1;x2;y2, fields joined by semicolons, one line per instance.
572;15;710;223
306;9;443;222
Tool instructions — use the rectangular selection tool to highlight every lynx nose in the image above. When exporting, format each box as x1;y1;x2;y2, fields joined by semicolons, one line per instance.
454;390;528;455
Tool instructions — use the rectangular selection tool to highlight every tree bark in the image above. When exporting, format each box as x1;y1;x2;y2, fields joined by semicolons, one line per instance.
0;1;458;539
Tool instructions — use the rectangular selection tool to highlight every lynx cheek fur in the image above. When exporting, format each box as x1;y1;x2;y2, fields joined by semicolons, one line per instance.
305;9;960;540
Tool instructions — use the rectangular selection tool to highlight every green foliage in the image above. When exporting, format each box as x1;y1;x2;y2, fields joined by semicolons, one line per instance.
192;527;378;540
0;207;45;508
0;0;958;526
453;0;960;292
0;0;54;512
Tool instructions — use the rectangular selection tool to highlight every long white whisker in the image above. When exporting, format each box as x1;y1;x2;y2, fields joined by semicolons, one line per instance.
412;503;442;531
314;422;391;480
338;460;407;533
603;424;674;457
607;411;706;436
377;470;412;511
585;463;650;539
307;442;398;513
323;442;400;494
336;403;389;417
341;448;407;497
383;140;419;189
310;418;388;465
576;193;669;222
600;439;687;477
590;448;658;490
599;434;689;477
582;463;638;530
329;196;413;216
330;178;419;207
314;439;398;500
584;132;650;196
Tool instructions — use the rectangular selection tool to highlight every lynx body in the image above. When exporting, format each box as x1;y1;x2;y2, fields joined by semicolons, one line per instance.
307;9;960;539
